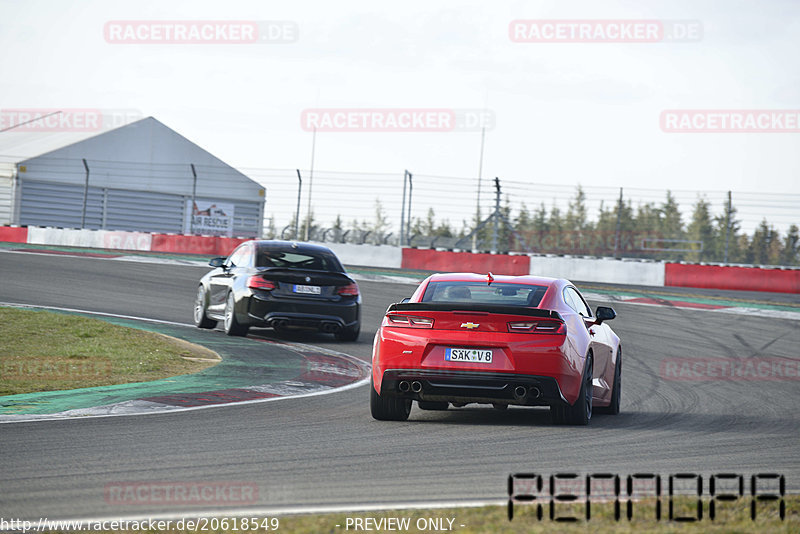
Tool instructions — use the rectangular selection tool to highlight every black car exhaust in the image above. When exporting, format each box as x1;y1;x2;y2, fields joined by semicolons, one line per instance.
398;381;411;392
411;381;423;393
513;385;528;401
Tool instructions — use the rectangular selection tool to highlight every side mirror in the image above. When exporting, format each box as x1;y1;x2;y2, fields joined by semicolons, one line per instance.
594;306;616;325
209;257;226;268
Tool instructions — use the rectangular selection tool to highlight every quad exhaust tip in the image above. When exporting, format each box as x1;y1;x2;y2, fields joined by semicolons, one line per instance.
398;381;411;392
411;381;423;393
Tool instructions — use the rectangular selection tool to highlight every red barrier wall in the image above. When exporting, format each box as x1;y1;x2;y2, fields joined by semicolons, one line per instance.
0;226;28;243
401;248;530;276
151;234;248;257
665;263;800;294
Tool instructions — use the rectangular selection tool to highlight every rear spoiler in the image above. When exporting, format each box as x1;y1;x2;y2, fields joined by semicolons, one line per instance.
386;302;563;320
254;267;354;284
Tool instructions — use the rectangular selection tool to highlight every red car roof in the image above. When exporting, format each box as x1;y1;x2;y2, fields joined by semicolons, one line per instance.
425;272;565;287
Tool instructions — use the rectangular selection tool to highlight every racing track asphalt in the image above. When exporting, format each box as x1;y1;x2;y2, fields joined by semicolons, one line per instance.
0;249;799;521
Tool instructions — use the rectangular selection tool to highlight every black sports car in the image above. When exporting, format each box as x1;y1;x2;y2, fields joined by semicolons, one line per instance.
193;240;361;341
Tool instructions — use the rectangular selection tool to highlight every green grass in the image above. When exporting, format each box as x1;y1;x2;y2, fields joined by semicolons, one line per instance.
276;497;797;534
0;307;219;396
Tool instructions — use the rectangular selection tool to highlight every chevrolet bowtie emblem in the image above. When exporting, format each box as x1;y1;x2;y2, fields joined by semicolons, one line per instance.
461;322;480;329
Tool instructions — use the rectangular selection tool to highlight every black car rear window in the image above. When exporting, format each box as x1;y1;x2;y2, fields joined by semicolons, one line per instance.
421;281;548;307
255;246;344;272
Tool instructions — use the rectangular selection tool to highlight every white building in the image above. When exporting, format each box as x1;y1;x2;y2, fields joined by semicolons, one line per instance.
0;117;264;237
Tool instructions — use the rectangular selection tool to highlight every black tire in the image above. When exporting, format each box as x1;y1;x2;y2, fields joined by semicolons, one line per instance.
550;404;567;424
552;355;593;425
335;324;360;342
223;292;249;337
417;400;449;411
193;285;217;329
370;377;411;421
596;347;621;415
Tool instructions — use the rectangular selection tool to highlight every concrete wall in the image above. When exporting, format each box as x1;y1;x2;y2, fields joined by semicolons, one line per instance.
529;256;666;286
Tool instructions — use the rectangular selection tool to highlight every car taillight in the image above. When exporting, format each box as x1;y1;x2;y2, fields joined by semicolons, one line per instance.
247;276;276;290
337;282;359;296
508;320;566;334
387;315;434;328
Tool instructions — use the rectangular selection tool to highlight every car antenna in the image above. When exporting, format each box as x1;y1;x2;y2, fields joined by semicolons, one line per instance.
486;272;494;286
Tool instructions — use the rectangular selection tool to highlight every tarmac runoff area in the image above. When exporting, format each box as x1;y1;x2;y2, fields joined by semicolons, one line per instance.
0;246;797;423
0;307;370;423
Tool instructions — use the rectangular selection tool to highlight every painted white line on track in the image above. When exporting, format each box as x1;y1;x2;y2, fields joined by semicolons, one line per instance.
0;302;371;425
0;301;196;328
0;247;210;267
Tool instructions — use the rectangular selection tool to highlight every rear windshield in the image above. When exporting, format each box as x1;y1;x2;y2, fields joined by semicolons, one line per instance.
421;281;548;307
255;246;344;272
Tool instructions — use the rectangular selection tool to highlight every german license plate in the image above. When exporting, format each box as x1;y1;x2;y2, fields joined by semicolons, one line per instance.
445;348;493;363
294;284;321;295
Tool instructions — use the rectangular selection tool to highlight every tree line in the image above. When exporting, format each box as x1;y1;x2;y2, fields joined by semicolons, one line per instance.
270;188;799;266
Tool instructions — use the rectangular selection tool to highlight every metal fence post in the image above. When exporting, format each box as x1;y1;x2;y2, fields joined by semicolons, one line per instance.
81;158;90;229
400;170;408;246
190;163;197;235
613;187;623;258
406;172;413;244
492;177;500;253
724;190;732;263
295;169;303;239
304;128;317;241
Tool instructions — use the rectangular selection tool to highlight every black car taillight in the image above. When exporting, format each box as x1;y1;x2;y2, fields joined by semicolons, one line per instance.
507;320;566;334
337;282;359;296
387;315;434;328
247;276;276;290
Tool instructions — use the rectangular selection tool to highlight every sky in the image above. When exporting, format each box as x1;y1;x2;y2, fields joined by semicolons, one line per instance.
1;0;798;234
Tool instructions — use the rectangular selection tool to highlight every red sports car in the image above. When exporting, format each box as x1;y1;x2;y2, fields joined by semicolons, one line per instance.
370;273;621;425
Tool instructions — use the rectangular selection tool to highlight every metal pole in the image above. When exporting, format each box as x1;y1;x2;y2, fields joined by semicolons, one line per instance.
190;163;197;235
304;127;316;241
406;173;413;244
724;190;732;263
473;126;486;251
613;187;623;258
295;169;303;240
81;158;90;229
492;177;500;253
400;170;408;246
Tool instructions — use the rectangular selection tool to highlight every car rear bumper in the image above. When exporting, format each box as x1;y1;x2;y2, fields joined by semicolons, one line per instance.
246;294;359;332
380;368;568;406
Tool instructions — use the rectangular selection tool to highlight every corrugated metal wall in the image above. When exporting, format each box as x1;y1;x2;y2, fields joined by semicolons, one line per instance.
0;175;13;225
11;118;265;237
19;179;261;236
